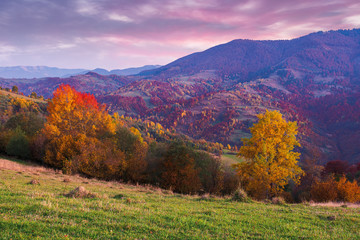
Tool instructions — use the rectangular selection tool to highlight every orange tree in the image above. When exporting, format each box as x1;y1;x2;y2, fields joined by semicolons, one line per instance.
43;85;115;173
233;110;304;199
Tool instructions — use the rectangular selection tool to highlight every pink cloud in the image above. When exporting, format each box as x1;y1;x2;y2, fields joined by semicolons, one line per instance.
0;0;359;69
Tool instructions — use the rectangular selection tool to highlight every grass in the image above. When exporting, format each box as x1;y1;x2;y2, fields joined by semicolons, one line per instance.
221;149;243;166
0;157;360;239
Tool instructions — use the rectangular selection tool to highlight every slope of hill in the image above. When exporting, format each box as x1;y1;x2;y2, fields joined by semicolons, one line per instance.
0;72;135;98
1;29;360;163
1;157;359;239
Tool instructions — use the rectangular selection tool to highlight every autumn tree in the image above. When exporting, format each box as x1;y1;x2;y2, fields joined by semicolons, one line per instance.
115;126;148;182
12;85;18;93
43;85;115;172
234;110;304;199
161;142;201;194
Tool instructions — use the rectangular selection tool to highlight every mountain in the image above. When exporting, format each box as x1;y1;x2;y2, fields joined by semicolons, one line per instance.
1;29;360;164
110;65;162;75
77;65;162;76
141;29;360;82
0;65;161;79
115;29;360;164
0;66;87;79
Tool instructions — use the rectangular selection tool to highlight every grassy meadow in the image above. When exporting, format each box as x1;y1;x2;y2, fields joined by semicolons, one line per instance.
0;157;359;240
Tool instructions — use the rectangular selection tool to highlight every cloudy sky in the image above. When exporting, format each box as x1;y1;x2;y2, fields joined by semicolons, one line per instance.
0;0;359;70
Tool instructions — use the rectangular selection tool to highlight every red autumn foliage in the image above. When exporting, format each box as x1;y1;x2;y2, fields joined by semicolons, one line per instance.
323;160;349;176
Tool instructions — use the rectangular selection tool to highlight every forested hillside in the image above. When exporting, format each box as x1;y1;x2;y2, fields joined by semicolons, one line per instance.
1;29;360;164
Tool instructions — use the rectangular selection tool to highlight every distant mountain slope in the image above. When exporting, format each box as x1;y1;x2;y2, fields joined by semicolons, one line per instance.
0;66;87;79
0;65;161;79
73;65;162;77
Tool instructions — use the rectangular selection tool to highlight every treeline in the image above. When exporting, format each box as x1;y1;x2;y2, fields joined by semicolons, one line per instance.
1;85;359;202
0;85;238;195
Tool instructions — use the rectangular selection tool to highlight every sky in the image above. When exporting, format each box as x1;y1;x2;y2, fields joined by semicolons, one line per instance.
0;0;359;70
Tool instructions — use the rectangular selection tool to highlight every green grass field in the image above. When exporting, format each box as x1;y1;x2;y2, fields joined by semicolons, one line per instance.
221;149;243;166
0;157;359;240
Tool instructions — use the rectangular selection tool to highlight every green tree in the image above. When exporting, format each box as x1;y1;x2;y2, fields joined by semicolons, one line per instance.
12;85;18;93
30;92;37;98
233;110;304;199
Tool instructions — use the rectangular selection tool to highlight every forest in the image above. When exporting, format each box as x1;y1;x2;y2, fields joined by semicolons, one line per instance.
1;85;359;203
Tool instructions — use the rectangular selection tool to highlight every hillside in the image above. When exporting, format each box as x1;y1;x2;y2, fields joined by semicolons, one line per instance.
1;157;359;239
1;29;360;163
0;72;134;98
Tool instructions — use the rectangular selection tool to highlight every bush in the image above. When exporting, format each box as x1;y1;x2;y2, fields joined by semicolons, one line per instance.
221;167;240;195
6;128;30;159
336;176;360;203
310;175;360;203
271;196;286;205
310;177;338;202
232;188;251;202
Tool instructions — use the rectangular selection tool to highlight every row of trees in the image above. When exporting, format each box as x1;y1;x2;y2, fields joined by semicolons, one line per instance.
1;85;359;202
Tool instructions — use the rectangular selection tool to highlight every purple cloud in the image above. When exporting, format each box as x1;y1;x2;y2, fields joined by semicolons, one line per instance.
0;0;359;69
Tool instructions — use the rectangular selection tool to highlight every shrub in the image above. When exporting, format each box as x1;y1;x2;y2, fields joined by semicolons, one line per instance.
271;196;286;205
232;188;251;202
336;176;360;203
221;167;240;195
6;127;30;159
310;175;360;203
310;177;338;202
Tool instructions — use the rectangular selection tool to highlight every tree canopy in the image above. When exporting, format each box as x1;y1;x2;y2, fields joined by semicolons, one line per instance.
43;84;115;172
234;110;304;199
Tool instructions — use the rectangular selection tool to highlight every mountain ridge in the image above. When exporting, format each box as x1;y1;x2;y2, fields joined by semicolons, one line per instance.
0;65;161;79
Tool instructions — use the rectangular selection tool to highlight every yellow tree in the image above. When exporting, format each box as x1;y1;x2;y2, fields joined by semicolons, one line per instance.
233;110;304;199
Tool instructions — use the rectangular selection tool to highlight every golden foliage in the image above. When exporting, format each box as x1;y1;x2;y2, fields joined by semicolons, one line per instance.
234;110;304;199
43;85;115;172
311;175;360;203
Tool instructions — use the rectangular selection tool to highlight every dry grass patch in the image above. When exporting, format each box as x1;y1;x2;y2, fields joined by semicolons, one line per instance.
65;186;97;198
309;202;360;208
